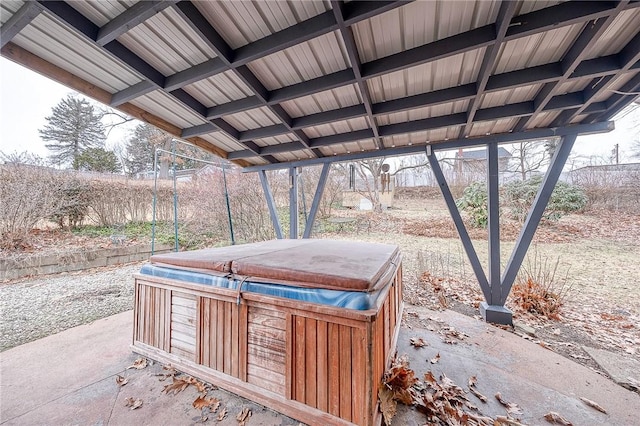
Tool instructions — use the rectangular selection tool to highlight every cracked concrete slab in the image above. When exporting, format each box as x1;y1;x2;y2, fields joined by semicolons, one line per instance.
583;346;640;391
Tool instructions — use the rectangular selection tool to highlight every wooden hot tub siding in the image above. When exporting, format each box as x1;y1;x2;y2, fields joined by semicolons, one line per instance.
132;266;403;426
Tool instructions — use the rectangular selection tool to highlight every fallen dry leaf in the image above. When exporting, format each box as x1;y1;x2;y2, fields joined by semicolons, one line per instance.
495;393;523;416
124;397;143;410
495;415;526;426
217;407;227;421
580;397;607;413
544;411;573;425
115;375;128;387
378;386;397;426
410;337;427;348
162;377;190;395
193;395;220;411
429;352;440;364
183;375;207;393
236;407;251;425
156;364;177;381
468;376;478;387
469;386;488;403
127;357;148;370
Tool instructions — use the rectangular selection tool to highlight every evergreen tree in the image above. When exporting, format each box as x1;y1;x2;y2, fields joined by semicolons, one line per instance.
73;147;121;173
125;123;173;177
39;94;106;169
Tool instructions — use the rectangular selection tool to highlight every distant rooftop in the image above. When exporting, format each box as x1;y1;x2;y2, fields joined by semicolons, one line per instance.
456;148;512;160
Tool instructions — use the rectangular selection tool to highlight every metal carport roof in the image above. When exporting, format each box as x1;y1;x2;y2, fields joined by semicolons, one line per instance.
1;0;639;168
2;1;640;326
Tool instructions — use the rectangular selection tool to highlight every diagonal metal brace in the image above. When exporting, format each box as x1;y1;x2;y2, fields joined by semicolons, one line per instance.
258;170;283;239
427;147;491;302
303;164;331;238
499;133;578;305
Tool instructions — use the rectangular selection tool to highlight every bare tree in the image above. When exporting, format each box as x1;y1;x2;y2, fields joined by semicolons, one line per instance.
507;140;551;181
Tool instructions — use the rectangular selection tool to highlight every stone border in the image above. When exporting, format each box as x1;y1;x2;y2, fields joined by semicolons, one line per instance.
0;244;173;281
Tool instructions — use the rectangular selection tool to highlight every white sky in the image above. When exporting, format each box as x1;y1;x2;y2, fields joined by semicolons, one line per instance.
1;56;638;166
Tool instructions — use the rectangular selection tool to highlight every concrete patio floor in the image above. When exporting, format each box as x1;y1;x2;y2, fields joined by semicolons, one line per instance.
1;307;638;425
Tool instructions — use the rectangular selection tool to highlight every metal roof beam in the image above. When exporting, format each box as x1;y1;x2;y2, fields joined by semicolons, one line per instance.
181;122;218;138
242;122;614;172
292;105;367;129
149;2;406;92
268;69;357;104
362;25;496;79
342;1;410;25
514;3;626;132
206;97;263;120
172;1;318;156
239;124;290;142
261;141;308;155
0;2;42;49
332;0;383;149
164;58;226;91
373;84;476;115
215;86;609;150
172;1;233;62
96;1;178;46
505;1;639;40
552;30;640;125
460;0;519;138
110;80;156;106
233;11;339;66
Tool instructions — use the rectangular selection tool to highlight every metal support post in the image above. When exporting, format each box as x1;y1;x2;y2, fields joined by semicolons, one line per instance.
487;142;501;304
427;147;491;302
258;170;283;239
481;140;511;324
289;167;299;239
303;163;330;238
499;134;578;305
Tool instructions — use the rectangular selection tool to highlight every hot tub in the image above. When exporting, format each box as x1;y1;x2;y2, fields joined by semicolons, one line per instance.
132;239;403;426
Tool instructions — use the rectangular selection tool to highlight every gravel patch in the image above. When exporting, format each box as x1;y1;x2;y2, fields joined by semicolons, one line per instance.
0;262;144;351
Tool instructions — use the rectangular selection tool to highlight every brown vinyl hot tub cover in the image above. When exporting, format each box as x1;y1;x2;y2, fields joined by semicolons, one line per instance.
149;239;399;292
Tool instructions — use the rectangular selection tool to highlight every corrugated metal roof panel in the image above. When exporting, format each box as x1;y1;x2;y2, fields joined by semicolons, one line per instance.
254;134;297;148
1;1;26;25
15;13;142;92
118;8;216;76
531;111;561;128
480;84;541;109
67;0;136;26
468;117;519;137
193;1;328;49
495;24;583;74
130;90;208;127
303;116;369;139
516;1;565;15
200;132;247;153
183;71;253;107
593;72;637;103
367;49;486;103
280;84;361;118
586;9;640;59
557;79;591;95
353;1;498;63
247;31;348;91
223;106;281;131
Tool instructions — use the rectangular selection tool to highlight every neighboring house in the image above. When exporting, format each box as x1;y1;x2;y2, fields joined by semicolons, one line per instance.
569;163;640;187
455;147;512;173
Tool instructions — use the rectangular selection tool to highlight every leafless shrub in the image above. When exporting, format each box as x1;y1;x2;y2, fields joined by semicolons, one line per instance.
84;180;173;226
0;164;67;249
511;245;573;320
299;165;348;219
178;170;275;244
